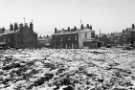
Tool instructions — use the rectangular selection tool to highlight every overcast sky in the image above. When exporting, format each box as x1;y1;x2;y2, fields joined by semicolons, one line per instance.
0;0;135;35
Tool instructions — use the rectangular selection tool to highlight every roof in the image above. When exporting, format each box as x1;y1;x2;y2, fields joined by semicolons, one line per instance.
54;28;94;35
0;30;18;37
124;28;135;32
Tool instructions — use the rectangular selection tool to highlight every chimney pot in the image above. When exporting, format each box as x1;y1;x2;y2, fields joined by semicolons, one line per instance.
54;28;57;33
132;24;135;29
81;24;84;29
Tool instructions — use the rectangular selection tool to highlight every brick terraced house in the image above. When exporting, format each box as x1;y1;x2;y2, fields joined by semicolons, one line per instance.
0;22;38;48
51;24;98;49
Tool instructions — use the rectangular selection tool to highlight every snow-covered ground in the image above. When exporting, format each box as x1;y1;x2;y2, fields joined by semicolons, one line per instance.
0;48;135;90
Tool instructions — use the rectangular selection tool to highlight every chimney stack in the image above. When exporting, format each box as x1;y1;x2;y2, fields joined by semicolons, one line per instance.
24;23;28;28
1;27;5;33
30;22;33;31
86;24;90;29
14;23;18;31
10;24;13;31
54;28;58;33
89;25;92;30
67;27;70;31
74;26;77;30
132;24;135;29
19;23;23;30
81;24;84;29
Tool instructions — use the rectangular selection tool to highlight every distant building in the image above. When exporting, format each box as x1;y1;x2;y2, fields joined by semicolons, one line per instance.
38;35;52;47
99;32;122;46
122;24;135;44
0;22;38;48
51;24;99;49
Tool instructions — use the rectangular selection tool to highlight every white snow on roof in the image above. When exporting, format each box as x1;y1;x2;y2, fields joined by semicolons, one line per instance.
0;30;18;37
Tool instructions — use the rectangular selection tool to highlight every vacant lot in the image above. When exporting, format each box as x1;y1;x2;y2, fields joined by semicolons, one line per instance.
0;48;135;90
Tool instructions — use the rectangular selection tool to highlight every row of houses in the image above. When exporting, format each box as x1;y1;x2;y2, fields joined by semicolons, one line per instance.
0;22;38;49
50;24;135;49
1;21;134;49
51;24;101;49
37;24;101;49
97;24;135;46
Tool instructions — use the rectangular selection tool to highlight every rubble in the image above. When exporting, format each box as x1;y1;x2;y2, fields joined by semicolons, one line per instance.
0;48;135;90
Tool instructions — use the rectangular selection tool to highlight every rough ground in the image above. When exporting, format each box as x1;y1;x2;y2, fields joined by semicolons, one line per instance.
0;48;135;90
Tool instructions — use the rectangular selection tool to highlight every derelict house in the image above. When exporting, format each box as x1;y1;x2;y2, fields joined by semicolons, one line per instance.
51;24;99;49
121;24;135;44
0;22;38;48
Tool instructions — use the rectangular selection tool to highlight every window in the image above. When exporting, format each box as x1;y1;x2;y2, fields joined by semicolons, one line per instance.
60;38;63;41
68;37;71;40
91;32;95;38
85;33;87;38
75;35;77;40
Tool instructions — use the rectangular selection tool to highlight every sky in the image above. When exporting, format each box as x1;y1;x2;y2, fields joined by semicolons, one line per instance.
0;0;135;36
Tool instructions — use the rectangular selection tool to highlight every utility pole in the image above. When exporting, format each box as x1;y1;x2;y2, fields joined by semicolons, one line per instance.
80;19;83;25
